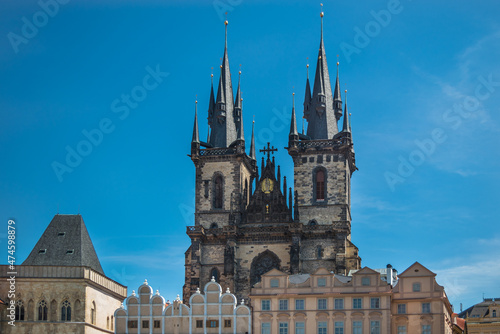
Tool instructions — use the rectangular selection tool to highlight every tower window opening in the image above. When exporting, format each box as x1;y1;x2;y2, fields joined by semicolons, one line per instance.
316;169;325;201
214;175;223;209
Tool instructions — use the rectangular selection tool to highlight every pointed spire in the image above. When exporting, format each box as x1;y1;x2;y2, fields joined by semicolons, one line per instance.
306;4;339;139
192;99;200;143
303;62;312;120
342;89;350;133
211;19;236;147
333;59;343;121
235;68;244;141
283;176;287;204
250;118;256;160
207;71;215;142
289;92;298;136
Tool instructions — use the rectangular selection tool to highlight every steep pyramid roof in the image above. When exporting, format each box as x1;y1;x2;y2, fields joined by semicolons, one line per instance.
22;214;104;275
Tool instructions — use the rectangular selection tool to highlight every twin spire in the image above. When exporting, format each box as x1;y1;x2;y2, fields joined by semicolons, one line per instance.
302;7;346;140
192;19;255;158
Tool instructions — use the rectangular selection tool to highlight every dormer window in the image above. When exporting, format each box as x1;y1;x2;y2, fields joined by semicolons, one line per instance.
38;249;46;254
58;232;66;237
362;277;370;286
493;310;497;317
413;282;421;292
66;249;74;254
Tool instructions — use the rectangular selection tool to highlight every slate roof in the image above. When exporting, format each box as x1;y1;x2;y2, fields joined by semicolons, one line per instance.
22;214;104;275
460;299;500;319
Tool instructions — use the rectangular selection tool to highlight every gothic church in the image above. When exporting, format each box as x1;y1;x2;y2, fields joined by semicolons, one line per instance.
184;12;360;303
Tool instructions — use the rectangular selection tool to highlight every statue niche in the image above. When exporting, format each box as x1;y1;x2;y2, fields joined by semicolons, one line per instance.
250;250;281;287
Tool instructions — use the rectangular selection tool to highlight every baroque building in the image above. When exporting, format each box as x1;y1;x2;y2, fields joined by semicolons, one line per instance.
250;262;455;334
184;10;361;303
0;214;126;334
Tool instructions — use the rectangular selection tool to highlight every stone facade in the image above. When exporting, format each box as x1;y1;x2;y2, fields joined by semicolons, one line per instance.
115;279;251;334
184;13;361;304
0;265;126;334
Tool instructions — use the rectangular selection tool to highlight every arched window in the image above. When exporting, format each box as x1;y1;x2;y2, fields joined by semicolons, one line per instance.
15;300;24;321
309;220;317;226
111;315;114;330
493;310;497;318
214;175;223;209
61;300;71;321
107;316;110;329
245;179;249;205
316;169;325;201
90;301;96;325
38;300;48;321
211;267;220;282
210;222;218;229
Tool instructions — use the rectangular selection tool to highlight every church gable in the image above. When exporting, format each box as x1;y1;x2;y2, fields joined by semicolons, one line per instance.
243;144;292;224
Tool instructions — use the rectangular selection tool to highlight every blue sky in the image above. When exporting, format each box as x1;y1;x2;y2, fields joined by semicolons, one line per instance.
1;0;499;310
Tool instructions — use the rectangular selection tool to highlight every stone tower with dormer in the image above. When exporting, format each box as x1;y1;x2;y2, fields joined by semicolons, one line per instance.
184;11;361;304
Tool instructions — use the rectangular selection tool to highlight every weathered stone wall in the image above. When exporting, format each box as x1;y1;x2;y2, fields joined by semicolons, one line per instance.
294;153;351;225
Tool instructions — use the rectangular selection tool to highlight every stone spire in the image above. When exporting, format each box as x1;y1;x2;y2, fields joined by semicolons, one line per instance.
342;90;350;133
207;72;215;143
304;6;339;139
289;92;298;136
209;19;237;147
250;119;256;160
303;63;312;121
333;60;342;121
235;69;244;141
192;100;200;143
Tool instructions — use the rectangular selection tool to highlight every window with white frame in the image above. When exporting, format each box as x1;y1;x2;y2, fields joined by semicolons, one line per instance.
370;320;380;334
422;302;431;313
370;297;380;309
295;299;305;310
353;321;362;334
334;321;344;334
318;321;327;334
334;298;344;309
295;321;305;334
318;298;327;310
261;322;271;334
353;298;362;309
279;322;288;334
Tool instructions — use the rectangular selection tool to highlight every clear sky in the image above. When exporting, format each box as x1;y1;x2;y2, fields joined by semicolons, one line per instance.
1;0;499;311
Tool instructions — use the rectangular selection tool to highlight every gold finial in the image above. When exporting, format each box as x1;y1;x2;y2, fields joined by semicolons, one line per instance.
239;64;242;75
337;54;339;66
253;115;255;124
225;11;228;25
211;66;214;77
320;3;324;17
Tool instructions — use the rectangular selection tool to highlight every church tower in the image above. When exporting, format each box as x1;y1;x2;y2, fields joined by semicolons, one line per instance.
286;8;361;275
185;9;361;304
184;20;258;302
